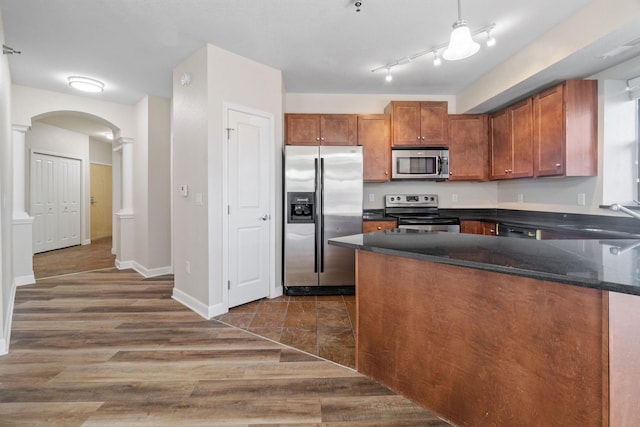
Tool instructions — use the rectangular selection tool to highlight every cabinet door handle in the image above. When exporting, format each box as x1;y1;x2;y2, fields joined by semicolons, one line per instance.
377;226;382;230
316;137;320;141
555;163;561;167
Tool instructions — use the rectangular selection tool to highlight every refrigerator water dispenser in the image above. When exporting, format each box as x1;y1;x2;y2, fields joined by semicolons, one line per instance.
287;192;315;223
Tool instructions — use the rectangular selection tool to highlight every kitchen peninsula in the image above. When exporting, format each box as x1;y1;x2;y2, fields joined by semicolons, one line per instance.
330;231;640;427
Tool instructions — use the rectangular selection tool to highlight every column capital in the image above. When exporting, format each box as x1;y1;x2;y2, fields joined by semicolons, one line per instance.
117;137;134;145
12;124;30;133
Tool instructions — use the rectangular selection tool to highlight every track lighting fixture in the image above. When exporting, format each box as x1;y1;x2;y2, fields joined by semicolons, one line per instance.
370;0;495;82
433;51;442;67
486;29;496;47
385;68;392;82
354;0;362;12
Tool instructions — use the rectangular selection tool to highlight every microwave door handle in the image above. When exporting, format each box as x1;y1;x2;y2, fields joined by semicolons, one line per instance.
436;156;442;175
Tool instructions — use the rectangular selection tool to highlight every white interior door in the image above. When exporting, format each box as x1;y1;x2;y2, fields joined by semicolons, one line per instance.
227;109;271;308
32;153;57;253
31;153;81;253
58;157;81;248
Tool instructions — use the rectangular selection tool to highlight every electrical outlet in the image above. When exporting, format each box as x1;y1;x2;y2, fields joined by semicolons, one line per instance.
577;193;586;206
517;194;524;203
368;193;375;202
452;193;458;202
185;261;191;274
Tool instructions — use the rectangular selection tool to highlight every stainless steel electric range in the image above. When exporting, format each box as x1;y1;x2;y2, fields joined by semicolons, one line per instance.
384;194;460;232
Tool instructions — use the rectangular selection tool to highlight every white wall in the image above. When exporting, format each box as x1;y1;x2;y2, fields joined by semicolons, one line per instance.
12;85;135;138
147;97;171;271
89;138;112;165
0;8;13;354
133;97;150;269
601;80;637;205
26;122;91;244
172;47;210;307
172;44;283;317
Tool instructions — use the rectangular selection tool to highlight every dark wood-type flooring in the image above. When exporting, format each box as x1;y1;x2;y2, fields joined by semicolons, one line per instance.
1;241;453;426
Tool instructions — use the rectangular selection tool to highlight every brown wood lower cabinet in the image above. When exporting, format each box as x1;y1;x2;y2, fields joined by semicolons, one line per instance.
355;250;637;427
460;220;497;236
362;220;397;233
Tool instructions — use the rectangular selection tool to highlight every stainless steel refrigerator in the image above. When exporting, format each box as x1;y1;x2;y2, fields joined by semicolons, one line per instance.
284;145;363;295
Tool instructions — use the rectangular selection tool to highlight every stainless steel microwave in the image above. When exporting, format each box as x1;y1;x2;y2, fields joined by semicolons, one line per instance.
391;148;449;180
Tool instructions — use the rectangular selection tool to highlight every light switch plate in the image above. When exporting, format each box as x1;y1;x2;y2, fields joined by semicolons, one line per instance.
179;184;189;197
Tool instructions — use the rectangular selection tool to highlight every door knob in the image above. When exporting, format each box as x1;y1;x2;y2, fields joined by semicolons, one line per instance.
259;214;270;221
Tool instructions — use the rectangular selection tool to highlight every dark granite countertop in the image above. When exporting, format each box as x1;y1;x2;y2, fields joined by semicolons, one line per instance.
330;229;640;296
364;208;640;239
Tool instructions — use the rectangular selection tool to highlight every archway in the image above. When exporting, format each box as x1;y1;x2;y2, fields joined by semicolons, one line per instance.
15;110;123;279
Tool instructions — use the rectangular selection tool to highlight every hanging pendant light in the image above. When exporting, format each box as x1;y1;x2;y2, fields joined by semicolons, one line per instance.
442;0;480;61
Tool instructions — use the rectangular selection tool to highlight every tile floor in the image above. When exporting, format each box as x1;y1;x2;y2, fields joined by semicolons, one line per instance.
215;294;357;368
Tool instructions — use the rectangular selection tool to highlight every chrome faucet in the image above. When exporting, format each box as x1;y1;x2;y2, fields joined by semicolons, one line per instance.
608;203;640;220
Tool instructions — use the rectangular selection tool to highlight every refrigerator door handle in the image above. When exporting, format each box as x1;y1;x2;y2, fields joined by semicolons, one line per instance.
320;157;325;273
313;158;319;273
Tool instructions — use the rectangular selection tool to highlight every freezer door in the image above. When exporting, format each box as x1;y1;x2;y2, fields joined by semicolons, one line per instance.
284;146;319;287
319;146;363;286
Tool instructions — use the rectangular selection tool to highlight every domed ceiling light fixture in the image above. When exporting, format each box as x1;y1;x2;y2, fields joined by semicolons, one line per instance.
68;76;104;93
442;0;480;61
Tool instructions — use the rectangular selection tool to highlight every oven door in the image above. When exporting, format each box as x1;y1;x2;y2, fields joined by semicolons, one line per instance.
396;216;460;233
398;223;460;232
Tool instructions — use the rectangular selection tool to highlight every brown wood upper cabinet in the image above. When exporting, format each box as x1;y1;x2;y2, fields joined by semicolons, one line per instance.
358;114;391;182
448;114;489;181
285;114;357;146
533;80;597;177
384;101;448;147
490;98;534;180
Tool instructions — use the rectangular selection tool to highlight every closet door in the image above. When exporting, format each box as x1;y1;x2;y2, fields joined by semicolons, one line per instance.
31;153;81;253
58;157;81;248
32;153;58;253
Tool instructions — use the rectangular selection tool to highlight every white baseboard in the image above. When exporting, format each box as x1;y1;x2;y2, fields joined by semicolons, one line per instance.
116;259;172;278
172;287;226;320
14;274;36;287
1;281;18;356
131;263;172;278
115;259;135;270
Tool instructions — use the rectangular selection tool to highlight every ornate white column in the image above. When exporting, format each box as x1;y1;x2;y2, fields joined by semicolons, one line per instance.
12;125;35;286
114;137;135;269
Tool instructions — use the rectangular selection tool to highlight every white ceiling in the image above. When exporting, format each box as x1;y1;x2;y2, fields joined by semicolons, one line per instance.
2;0;640;135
